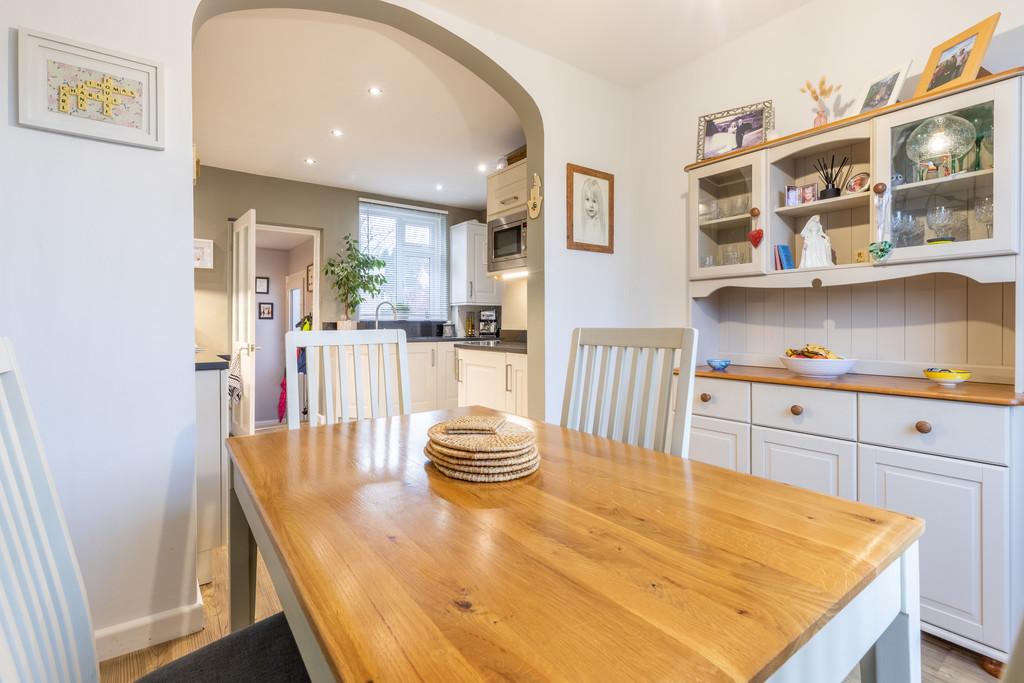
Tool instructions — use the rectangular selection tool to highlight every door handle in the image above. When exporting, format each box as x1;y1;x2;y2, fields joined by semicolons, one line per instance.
469;280;474;299
499;194;520;205
431;348;436;367
457;358;463;382
505;363;512;392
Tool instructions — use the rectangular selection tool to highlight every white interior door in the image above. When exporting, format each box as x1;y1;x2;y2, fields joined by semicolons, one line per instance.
230;209;256;436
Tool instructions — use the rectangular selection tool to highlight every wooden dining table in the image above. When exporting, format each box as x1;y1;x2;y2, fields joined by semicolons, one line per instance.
225;407;924;682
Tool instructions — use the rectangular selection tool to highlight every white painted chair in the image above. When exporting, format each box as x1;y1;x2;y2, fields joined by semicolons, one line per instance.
0;337;99;681
285;329;412;429
561;328;698;456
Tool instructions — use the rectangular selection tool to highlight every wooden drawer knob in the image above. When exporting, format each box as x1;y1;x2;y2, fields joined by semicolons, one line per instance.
915;420;932;434
790;405;804;416
699;393;712;403
873;182;887;195
749;207;761;218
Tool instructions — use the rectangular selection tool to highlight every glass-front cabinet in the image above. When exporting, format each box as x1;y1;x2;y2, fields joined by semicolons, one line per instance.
688;151;768;279
873;80;1020;263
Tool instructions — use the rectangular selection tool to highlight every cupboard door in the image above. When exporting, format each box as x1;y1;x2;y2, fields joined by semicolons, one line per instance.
435;342;459;409
487;159;527;220
689;416;750;473
471;225;501;304
505;353;528;417
859;444;1008;650
751;426;857;500
405;343;437;413
457;349;506;411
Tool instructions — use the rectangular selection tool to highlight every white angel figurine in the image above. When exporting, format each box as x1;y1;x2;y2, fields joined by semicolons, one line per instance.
799;215;833;268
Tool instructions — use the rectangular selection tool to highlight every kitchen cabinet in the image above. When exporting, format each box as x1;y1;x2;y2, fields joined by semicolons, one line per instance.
406;343;437;413
457;348;528;417
195;365;228;585
450;221;502;305
486;159;527;221
859;444;1009;651
689;415;750;473
751;426;857;500
436;342;459;410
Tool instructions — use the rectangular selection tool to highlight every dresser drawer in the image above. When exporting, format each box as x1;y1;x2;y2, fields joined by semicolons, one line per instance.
751;383;856;440
858;394;1009;466
692;378;750;422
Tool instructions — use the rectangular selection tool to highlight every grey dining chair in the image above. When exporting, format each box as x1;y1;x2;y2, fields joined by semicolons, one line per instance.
561;327;698;455
285;329;412;429
0;337;309;683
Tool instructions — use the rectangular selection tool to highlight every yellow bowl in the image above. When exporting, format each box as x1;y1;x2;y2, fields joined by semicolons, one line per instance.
923;368;971;387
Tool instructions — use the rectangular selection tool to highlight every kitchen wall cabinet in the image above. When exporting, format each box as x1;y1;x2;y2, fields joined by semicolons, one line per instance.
859;444;1009;651
751;426;857;500
450;221;502;306
689;415;750;472
457;348;528;417
486;159;527;221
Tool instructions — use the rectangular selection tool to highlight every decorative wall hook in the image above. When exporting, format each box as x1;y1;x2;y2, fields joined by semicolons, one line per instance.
527;173;543;219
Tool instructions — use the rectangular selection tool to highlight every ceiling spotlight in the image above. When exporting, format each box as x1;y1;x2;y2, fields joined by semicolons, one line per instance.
329;128;343;137
477;163;487;173
435;184;444;191
304;157;317;165
368;86;383;96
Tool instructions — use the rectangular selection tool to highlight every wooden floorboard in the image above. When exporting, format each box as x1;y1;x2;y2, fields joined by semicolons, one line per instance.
99;547;997;682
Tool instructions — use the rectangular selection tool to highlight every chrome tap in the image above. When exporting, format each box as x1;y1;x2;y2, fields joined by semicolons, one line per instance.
374;301;397;329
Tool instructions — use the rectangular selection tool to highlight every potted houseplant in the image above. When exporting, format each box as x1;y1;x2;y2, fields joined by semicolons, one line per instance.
322;235;387;329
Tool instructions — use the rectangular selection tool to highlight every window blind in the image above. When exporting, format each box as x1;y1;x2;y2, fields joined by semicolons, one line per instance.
357;200;449;321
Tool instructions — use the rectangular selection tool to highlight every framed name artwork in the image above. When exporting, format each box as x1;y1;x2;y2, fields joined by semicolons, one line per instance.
18;28;164;149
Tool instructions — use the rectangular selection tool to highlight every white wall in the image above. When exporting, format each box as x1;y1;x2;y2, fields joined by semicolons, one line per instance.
0;0;200;659
633;0;1024;335
500;277;527;330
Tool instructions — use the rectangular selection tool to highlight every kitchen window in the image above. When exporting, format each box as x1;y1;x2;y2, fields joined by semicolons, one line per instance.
357;199;449;321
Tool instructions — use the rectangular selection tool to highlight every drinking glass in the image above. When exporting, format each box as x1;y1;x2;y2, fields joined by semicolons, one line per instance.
974;196;994;239
891;211;920;248
927;206;955;239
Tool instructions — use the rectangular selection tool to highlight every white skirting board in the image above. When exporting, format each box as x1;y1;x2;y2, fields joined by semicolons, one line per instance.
94;583;204;661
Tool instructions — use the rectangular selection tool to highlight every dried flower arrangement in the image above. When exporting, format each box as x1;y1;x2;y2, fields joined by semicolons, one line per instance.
800;76;842;127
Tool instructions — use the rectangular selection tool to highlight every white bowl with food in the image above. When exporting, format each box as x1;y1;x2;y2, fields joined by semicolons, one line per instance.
780;344;856;378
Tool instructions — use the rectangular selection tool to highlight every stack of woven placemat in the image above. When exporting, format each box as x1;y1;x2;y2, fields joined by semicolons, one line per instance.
425;415;539;482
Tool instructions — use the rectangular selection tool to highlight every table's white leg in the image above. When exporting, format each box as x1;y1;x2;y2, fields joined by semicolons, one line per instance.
861;542;921;683
228;461;256;632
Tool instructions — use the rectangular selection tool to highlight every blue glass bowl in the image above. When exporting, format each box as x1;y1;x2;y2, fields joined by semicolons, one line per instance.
706;359;731;371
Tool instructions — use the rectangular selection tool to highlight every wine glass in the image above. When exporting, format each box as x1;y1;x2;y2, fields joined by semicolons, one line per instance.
891;211;919;248
974;196;994;239
927;206;955;240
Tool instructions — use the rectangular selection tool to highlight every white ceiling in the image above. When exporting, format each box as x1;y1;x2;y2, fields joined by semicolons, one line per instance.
420;0;814;86
255;228;314;250
193;9;525;210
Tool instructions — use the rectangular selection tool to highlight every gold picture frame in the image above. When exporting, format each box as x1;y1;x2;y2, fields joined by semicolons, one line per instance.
914;13;1000;98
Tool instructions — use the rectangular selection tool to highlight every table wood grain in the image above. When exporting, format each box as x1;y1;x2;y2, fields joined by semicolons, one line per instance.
226;407;923;682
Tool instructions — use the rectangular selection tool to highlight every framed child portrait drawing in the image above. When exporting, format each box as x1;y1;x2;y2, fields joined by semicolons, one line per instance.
567;163;614;254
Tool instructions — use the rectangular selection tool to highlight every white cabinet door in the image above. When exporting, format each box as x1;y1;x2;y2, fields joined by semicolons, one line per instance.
689;416;751;473
471;225;501;304
406;343;437;413
435;342;459;410
751;426;857;500
486;159;527;220
457;349;506;411
859;444;1009;650
505;353;528;417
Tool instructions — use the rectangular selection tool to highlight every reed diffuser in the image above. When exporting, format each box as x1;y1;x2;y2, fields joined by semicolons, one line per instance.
813;155;849;200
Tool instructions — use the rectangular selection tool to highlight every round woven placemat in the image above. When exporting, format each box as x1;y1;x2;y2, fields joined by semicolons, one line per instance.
425;445;539;473
427;421;535;453
430;457;540;483
426;439;536;462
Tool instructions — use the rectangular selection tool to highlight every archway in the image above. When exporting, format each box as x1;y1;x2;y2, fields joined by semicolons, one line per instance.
192;0;546;417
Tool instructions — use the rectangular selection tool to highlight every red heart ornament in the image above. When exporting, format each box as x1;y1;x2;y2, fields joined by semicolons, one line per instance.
747;228;764;248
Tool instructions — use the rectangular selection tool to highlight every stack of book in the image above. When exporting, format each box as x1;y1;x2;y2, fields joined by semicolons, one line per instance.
774;244;795;271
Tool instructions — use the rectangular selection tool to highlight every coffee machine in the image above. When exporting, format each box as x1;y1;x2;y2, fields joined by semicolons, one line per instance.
478;309;498;337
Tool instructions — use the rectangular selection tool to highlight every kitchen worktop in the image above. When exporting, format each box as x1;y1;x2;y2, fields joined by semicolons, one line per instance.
407;336;476;343
688;364;1024;406
453;340;527;354
195;351;229;371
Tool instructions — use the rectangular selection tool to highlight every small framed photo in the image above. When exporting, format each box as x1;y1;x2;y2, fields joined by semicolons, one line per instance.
18;28;164;149
306;264;314;292
567;163;614;254
785;185;801;207
696;101;774;162
255;276;270;294
258;302;274;320
800;183;818;204
193;239;214;269
915;13;1000;97
856;62;911;113
845;172;871;194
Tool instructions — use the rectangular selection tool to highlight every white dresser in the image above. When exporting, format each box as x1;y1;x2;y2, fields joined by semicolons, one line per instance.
686;367;1022;662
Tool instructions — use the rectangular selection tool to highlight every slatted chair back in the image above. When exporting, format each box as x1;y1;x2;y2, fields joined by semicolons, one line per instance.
561;328;699;455
0;338;99;682
285;329;412;429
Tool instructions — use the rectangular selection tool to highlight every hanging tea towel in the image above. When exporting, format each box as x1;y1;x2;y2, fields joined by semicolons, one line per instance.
227;352;243;404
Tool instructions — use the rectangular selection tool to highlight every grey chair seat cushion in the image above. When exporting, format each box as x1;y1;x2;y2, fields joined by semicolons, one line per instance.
138;612;310;683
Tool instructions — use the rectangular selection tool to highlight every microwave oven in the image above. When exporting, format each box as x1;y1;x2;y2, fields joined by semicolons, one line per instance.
487;210;528;272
